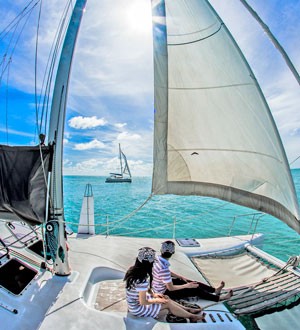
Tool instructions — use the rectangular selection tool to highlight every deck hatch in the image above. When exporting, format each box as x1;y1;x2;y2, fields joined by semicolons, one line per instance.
0;258;37;295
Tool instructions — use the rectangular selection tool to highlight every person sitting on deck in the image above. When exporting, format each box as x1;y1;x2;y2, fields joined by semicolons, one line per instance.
124;247;206;323
152;240;233;302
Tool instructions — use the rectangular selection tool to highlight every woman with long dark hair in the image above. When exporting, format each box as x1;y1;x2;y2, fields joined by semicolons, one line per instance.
124;247;205;322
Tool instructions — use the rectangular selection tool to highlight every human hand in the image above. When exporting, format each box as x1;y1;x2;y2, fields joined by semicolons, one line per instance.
156;297;169;304
186;281;199;288
154;293;165;298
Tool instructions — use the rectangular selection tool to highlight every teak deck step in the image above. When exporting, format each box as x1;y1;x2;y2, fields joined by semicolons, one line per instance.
227;271;300;315
95;279;127;312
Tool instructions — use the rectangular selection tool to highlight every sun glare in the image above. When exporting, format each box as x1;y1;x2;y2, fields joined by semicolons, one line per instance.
125;1;152;34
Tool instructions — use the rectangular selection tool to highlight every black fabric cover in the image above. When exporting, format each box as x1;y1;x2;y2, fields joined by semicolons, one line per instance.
0;145;51;225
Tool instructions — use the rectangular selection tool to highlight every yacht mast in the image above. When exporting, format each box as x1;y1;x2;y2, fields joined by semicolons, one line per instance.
48;0;87;275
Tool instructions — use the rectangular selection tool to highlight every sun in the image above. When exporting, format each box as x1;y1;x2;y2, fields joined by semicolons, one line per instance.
125;0;153;34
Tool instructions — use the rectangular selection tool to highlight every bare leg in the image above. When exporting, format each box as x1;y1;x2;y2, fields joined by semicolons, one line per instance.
160;300;205;322
215;281;225;295
219;289;233;301
172;300;202;314
156;308;168;321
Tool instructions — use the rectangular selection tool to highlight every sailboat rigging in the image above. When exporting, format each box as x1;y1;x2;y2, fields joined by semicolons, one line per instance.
105;144;132;183
0;0;87;275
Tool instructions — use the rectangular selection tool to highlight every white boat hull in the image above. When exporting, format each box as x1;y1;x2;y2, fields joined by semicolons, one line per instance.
0;221;266;330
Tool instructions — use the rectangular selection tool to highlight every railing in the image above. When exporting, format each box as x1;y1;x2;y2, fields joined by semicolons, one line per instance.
63;211;266;240
227;212;264;237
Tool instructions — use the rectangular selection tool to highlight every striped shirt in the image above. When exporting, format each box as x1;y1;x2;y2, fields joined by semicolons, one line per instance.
152;256;172;294
126;278;161;318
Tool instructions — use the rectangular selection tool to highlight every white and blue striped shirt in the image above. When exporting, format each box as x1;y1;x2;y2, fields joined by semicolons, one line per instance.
126;278;161;317
152;256;172;294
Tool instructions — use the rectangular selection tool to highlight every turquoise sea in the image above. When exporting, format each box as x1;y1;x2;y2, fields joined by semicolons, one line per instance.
63;169;300;263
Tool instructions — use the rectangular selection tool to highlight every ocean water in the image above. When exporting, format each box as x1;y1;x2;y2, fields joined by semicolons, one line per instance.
63;169;300;262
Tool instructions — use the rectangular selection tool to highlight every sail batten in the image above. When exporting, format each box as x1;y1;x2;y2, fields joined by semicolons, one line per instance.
151;0;300;233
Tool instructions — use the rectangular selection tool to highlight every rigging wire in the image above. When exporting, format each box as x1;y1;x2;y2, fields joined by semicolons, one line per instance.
0;0;73;143
0;1;40;41
0;2;39;73
290;155;300;167
37;0;74;136
34;0;43;140
0;3;38;145
239;0;300;86
5;62;11;144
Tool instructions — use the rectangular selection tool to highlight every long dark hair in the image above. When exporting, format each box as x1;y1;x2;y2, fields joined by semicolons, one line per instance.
124;258;154;290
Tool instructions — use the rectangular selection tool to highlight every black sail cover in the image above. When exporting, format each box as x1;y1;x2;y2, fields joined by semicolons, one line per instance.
0;145;51;225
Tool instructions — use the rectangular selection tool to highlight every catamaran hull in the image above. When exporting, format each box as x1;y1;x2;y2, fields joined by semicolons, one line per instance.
105;178;132;183
0;222;264;330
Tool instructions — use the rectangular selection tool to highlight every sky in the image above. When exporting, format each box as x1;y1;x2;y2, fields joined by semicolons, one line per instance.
0;0;300;176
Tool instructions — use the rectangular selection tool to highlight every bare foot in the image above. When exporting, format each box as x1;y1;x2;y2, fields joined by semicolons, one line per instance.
215;280;225;295
189;312;206;323
219;289;233;301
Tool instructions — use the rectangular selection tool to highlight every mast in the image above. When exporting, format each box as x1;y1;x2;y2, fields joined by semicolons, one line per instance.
239;0;300;86
48;0;87;275
151;0;168;194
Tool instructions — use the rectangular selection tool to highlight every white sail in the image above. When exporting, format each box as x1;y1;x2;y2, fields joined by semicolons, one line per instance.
152;0;300;233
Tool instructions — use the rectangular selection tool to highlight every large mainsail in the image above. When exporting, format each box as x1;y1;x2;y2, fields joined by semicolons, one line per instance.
151;0;300;233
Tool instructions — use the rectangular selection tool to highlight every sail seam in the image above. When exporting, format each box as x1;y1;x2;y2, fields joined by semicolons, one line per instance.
168;23;223;46
168;21;219;37
169;83;253;90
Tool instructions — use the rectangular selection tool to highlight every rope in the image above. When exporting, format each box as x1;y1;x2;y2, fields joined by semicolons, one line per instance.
290;155;300;166
106;193;154;225
202;255;300;311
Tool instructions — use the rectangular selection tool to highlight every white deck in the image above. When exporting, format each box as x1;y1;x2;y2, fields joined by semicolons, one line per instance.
0;223;265;330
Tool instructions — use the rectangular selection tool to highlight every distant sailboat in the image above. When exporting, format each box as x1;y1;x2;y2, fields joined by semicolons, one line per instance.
105;144;132;183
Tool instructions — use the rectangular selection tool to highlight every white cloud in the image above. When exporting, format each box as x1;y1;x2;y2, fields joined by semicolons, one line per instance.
76;158;103;170
63;159;72;166
114;123;127;129
68;116;107;129
117;131;141;141
69;0;154;103
63;158;104;175
63;156;152;176
74;139;105;150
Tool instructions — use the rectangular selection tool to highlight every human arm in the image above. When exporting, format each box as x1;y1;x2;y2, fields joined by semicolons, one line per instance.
170;271;192;282
165;280;199;291
138;291;168;305
152;292;167;298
